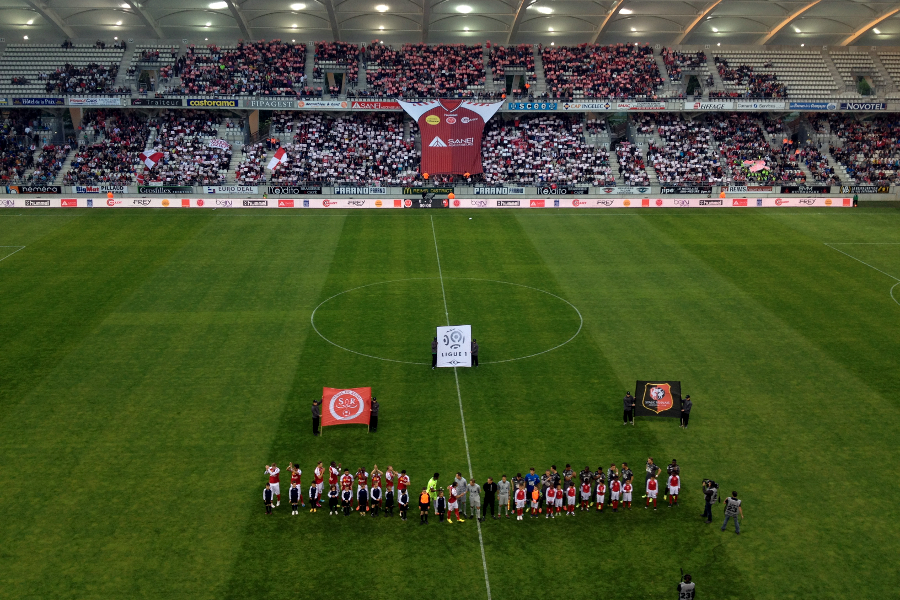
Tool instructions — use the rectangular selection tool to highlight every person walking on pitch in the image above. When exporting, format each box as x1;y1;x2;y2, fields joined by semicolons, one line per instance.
722;491;743;534
623;391;636;425
702;479;719;523
483;477;498;519
311;399;321;436
264;483;274;515
681;395;693;429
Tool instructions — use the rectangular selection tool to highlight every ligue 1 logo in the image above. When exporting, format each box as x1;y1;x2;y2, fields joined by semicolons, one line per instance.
443;328;466;350
329;389;365;421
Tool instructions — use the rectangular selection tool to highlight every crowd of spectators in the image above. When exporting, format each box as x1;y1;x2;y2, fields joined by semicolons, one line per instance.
711;57;786;99
488;44;536;84
142;110;232;186
170;41;307;96
29;143;72;184
63;110;150;185
364;43;485;98
479;115;614;185
314;42;361;88
43;62;123;95
250;113;419;185
614;141;650;186
828;115;900;184
797;144;840;184
711;114;804;183
0;112;44;183
660;49;706;82
647;114;724;184
541;43;663;100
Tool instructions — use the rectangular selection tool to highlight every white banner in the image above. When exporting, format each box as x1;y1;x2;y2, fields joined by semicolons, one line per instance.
296;100;350;110
735;101;786;110
203;185;258;194
67;97;123;107
616;101;666;110
684;101;734;110
208;139;230;150
436;325;472;367
72;185;130;194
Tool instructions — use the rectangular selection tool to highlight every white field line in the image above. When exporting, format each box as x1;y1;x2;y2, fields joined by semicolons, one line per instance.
430;215;492;600
0;246;25;263
823;243;900;308
823;243;900;282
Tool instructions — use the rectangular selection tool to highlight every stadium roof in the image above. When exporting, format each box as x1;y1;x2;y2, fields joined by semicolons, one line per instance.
2;0;899;48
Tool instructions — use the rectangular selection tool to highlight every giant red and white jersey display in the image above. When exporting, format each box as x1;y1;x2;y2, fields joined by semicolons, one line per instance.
398;99;503;175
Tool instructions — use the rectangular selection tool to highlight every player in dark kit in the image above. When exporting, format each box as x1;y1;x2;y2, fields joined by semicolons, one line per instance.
384;485;395;517
341;487;353;516
289;483;301;516
308;483;318;513
370;486;382;517
328;485;339;515
263;483;273;515
399;489;409;521
431;337;438;369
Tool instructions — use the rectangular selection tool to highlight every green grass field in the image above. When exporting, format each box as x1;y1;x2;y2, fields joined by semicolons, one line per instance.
1;205;899;599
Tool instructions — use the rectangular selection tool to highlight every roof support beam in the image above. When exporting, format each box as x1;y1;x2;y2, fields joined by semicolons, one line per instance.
122;0;164;39
422;0;430;43
590;0;626;45
321;0;341;41
23;0;74;39
226;0;253;40
839;7;900;46
505;0;528;45
756;0;821;45
673;0;722;45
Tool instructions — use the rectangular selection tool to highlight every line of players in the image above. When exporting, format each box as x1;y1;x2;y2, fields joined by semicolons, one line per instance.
262;458;683;521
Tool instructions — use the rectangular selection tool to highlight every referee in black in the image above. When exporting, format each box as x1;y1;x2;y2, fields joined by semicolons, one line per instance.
623;391;636;425
471;339;479;367
312;399;321;436
369;396;379;432
431;336;438;369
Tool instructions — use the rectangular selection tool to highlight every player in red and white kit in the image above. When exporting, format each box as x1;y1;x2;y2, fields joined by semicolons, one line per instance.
314;461;325;506
610;476;621;512
398;469;410;496
668;474;680;507
514;484;527;520
623;480;633;509
328;461;341;489
448;486;464;523
385;466;396;494
646;475;659;510
265;463;281;507
596;480;607;512
554;483;564;515
340;467;353;492
580;482;592;511
289;463;304;508
566;483;577;515
545;485;557;519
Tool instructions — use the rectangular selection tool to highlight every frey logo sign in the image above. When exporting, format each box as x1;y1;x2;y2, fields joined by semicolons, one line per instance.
436;325;472;368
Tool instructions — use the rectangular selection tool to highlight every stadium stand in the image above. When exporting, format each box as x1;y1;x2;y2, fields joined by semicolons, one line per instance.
127;44;179;86
0;111;45;183
647;114;724;184
171;41;307;96
540;43;663;100
480;115;614;185
830;50;885;93
710;113;806;184
711;50;839;99
488;44;537;86
711;56;786;98
0;43;126;96
29;142;71;183
63;109;150;185
142;110;232;185
828;115;900;184
314;42;361;91
615;141;650;186
363;43;486;98
659;49;707;83
881;52;900;98
262;113;419;185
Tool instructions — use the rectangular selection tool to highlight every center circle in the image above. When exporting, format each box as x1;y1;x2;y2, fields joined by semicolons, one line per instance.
310;277;582;365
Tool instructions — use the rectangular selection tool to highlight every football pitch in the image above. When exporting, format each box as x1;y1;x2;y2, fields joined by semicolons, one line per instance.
1;205;899;599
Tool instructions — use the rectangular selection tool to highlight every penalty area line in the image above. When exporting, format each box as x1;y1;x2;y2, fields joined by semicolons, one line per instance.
430;216;492;600
0;246;25;263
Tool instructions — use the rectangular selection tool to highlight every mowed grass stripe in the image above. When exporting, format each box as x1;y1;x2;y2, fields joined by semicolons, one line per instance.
429;211;749;599
519;209;900;599
0;212;346;599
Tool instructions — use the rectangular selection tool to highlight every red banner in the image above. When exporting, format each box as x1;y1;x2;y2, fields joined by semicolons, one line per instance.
321;387;371;427
399;99;503;175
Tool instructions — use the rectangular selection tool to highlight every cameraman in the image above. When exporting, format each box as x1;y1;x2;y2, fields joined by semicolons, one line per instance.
701;479;718;524
677;574;695;599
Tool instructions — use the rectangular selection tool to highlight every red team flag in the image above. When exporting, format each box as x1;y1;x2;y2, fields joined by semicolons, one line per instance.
267;147;287;170
398;99;503;175
139;151;164;169
321;387;372;427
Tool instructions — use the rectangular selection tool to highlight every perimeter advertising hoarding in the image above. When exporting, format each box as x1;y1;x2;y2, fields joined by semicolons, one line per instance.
268;185;322;195
840;102;886;111
67;97;123;107
296;100;350;110
73;185;130;194
660;185;713;194
137;186;194;194
734;101;786;110
684;101;734;110
187;98;238;108
839;185;890;194
244;99;296;109
780;185;830;194
13;98;64;106
789;102;836;110
204;185;259;194
507;102;558;111
473;186;525;195
403;186;454;195
131;98;183;107
6;185;62;194
351;101;402;110
333;186;388;195
538;186;589;195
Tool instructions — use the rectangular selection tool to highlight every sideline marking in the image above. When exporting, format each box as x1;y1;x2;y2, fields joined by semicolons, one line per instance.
431;215;492;600
0;246;25;263
823;243;900;308
309;277;582;365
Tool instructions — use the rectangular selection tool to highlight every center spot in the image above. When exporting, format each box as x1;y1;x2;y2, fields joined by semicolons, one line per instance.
311;278;582;364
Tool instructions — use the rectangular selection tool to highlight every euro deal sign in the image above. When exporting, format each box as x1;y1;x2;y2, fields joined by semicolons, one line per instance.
634;381;682;418
436;325;472;367
321;387;372;427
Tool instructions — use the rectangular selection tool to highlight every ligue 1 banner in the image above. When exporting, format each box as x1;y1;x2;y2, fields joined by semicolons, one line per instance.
634;381;682;418
321;387;372;427
399;99;503;175
436;325;472;367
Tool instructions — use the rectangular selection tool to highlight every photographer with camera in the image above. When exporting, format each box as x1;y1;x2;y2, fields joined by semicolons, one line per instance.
701;479;719;524
677;573;696;599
